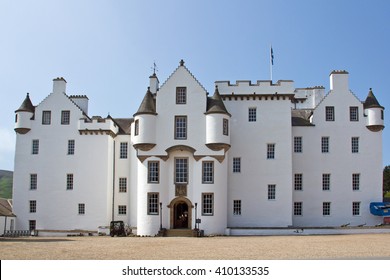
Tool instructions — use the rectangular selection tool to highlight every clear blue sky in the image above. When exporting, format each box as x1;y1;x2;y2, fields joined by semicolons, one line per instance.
0;0;389;171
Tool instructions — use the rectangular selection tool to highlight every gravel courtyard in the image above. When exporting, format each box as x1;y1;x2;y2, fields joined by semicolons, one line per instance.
1;234;390;260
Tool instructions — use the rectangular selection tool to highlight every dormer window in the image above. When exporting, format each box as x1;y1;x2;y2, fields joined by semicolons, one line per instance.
176;87;187;104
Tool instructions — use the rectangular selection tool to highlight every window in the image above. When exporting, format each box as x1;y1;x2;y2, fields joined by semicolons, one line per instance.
29;220;36;231
223;118;229;136
67;140;75;155
267;144;275;159
233;200;241;215
119;178;127;193
294;202;302;216
352;201;360;216
61;110;70;125
325;106;334;121
120;142;128;159
147;193;159;215
29;200;36;213
322;174;330;191
294;137;302;153
321;137;329;153
233;157;241;173
148;161;159;183
352;173;360;191
268;184;276;200
349;107;359;121
118;205;127;215
202;161;214;184
176;87;187;104
32;139;39;155
134;119;139;136
66;174;74;190
381;110;384;120
294;174;302;191
175;116;187;139
78;203;85;215
351;137;359;153
175;158;188;184
42;111;51;125
30;174;37;190
248;107;257;122
323;202;331;216
202;193;214;216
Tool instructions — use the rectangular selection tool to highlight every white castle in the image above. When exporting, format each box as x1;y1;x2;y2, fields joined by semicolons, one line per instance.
13;60;385;236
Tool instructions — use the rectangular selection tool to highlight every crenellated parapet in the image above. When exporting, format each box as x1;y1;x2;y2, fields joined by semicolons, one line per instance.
215;79;295;95
78;116;119;137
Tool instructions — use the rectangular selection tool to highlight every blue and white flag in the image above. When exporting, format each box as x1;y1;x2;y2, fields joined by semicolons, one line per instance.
271;46;274;65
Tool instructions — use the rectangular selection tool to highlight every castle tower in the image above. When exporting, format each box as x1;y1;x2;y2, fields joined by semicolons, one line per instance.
364;88;385;132
14;93;35;134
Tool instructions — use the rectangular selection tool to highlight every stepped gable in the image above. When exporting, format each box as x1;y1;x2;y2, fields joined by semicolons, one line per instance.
206;85;231;116
364;88;384;109
16;93;35;113
133;87;156;117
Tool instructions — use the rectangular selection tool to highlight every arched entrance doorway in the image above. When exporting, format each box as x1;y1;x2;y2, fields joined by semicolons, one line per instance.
168;197;193;229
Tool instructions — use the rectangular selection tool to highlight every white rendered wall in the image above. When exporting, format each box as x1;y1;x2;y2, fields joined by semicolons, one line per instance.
292;74;383;227
225;97;293;227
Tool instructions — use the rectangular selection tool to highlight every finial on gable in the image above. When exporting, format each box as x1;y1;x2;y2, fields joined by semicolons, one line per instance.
179;59;185;66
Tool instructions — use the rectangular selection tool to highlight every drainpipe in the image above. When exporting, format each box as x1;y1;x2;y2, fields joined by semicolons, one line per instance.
112;140;116;222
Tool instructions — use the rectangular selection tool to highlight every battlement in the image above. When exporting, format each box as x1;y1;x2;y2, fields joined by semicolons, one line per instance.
78;117;119;137
215;80;295;95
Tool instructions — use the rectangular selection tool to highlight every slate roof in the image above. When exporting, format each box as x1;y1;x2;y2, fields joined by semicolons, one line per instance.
363;88;384;109
15;93;35;113
133;87;157;117
291;109;314;126
206;85;231;116
112;118;133;135
0;198;15;217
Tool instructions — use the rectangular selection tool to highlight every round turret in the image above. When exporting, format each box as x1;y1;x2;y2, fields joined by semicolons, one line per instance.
132;87;157;151
15;93;35;134
205;86;231;151
364;88;384;132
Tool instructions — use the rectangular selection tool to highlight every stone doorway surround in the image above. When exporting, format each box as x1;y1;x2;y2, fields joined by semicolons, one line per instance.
167;196;194;230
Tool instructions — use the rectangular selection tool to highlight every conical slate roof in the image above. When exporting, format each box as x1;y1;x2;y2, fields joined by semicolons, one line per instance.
133;87;157;117
205;85;231;116
363;88;384;109
15;93;35;113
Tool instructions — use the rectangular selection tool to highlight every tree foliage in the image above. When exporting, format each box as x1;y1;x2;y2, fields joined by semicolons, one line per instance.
384;165;390;195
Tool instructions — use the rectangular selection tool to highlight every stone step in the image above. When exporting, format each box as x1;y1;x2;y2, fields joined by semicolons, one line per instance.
166;229;194;237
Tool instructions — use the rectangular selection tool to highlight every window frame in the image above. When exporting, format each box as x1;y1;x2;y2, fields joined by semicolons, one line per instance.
30;174;37;190
78;203;85;215
134;119;139;136
294;136;302;153
147;192;159;215
202;193;214;216
118;205;127;215
267;143;275;159
202;161;214;184
233;200;241;216
352;201;361;216
67;139;75;155
248;107;257;122
349;106;359;122
174;116;187;140
61;110;70;125
351;137;359;153
176;87;187;104
32;139;39;155
29;200;37;213
294;202;302;216
175;158;188;184
322;173;331;191
268;184;276;200
352;173;360;191
120;142;128;159
232;157;241;173
42;110;51;125
148;161;160;184
325;106;335;121
323;202;331;216
223;118;229;136
66;173;74;190
294;173;302;191
119;177;127;193
321;136;329;153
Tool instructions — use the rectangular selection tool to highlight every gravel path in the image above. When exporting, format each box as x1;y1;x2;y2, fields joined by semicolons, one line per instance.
1;234;390;260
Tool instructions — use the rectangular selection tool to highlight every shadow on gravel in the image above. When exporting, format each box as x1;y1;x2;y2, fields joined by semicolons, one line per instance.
0;238;74;243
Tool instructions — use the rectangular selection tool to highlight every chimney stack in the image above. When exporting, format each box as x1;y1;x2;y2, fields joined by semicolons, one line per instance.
53;77;67;94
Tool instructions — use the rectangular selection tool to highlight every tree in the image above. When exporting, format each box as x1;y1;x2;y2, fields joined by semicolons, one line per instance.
384;165;390;196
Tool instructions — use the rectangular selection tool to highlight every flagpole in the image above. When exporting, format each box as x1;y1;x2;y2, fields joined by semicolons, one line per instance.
270;45;273;82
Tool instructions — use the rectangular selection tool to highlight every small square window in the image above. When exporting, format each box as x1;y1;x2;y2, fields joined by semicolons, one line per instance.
349;107;359;121
176;87;187;104
325;106;334;121
248;108;257;122
42;111;51;125
118;205;127;215
61;110;70;125
78;203;85;215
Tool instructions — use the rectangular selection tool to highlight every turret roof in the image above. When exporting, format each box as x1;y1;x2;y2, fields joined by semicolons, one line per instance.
206;85;231;116
363;88;384;109
15;93;35;113
133;87;157;117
